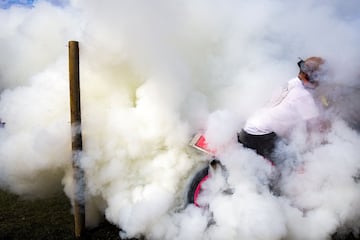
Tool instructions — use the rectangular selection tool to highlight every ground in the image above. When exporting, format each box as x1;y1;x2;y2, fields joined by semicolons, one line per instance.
0;189;120;240
0;189;359;240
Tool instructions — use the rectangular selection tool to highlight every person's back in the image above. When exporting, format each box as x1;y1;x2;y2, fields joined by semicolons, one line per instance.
238;56;327;160
244;77;319;138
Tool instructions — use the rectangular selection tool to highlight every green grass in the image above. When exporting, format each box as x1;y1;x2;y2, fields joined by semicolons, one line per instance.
0;189;120;240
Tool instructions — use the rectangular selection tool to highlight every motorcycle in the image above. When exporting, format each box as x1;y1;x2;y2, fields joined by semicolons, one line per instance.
185;85;360;208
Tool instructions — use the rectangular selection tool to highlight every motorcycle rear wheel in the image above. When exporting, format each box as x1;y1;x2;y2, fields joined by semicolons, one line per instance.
186;166;209;206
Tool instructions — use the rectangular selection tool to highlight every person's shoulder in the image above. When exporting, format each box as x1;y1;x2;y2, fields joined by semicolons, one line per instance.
286;77;303;93
288;78;313;99
287;77;301;85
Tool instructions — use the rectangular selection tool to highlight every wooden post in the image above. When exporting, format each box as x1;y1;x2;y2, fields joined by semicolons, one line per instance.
68;40;86;239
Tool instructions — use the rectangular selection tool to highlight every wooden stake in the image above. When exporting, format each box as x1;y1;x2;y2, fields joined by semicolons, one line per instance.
68;40;86;239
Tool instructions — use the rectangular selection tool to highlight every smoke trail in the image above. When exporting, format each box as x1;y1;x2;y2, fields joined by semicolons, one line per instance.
0;0;359;239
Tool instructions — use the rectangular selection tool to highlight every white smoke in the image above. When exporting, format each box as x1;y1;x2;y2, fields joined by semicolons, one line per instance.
0;0;360;239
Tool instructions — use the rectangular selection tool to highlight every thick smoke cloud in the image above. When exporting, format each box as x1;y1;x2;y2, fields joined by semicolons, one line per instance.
0;0;360;239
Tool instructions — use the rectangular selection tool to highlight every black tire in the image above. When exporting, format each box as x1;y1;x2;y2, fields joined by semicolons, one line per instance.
186;166;209;205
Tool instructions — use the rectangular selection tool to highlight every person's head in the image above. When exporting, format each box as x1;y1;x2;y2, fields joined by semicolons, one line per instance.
297;56;325;88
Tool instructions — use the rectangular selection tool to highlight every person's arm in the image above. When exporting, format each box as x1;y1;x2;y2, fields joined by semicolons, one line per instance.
306;117;331;134
296;94;331;144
